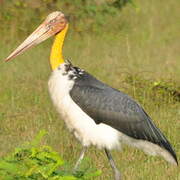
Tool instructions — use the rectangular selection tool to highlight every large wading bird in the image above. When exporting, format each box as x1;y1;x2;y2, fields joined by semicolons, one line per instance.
5;11;178;180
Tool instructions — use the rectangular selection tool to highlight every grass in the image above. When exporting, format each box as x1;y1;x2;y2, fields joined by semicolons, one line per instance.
0;0;180;179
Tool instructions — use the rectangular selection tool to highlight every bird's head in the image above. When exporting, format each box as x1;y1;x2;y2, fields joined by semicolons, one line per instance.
5;11;68;61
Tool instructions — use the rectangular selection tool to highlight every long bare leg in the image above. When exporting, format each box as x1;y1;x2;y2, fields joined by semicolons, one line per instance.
73;147;87;172
104;148;121;180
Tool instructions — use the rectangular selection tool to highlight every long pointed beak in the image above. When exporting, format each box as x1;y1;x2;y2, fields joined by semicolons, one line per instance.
5;12;67;61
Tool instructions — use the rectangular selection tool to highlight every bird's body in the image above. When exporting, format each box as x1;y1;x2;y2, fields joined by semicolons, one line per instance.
48;62;177;165
5;11;178;180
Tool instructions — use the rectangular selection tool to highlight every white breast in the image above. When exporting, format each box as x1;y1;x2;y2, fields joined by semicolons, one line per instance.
48;65;120;150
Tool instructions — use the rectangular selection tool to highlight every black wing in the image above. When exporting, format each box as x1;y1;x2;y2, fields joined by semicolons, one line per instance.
70;70;177;163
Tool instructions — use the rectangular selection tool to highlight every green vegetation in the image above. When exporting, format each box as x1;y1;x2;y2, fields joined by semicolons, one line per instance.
0;0;180;179
0;130;101;179
0;0;132;38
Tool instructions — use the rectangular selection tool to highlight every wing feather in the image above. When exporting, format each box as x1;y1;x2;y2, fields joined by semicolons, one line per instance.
69;71;177;163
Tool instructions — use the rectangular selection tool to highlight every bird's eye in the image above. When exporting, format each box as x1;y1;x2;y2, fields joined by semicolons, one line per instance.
50;19;56;24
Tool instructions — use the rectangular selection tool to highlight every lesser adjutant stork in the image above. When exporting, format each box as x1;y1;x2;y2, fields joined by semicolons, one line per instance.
5;11;178;180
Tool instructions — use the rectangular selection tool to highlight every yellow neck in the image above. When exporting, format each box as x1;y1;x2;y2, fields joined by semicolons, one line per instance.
50;24;69;70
